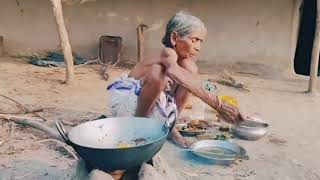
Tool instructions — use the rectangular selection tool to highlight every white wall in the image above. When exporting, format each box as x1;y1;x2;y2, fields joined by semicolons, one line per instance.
0;0;295;69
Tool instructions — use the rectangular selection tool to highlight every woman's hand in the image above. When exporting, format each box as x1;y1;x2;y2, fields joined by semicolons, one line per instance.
216;101;245;124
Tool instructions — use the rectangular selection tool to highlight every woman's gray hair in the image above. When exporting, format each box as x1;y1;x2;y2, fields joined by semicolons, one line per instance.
162;11;206;48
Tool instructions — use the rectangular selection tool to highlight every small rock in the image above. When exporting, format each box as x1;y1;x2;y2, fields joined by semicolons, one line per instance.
89;169;114;180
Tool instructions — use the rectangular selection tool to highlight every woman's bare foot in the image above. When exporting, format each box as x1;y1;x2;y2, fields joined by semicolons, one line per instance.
168;128;190;148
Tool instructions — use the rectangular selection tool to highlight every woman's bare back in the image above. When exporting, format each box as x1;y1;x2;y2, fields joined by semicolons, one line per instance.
128;58;166;83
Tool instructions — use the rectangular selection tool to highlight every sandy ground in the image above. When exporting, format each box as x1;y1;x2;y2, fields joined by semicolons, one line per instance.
0;57;320;180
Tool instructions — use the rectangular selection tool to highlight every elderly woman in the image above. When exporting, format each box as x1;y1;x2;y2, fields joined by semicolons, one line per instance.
107;11;245;148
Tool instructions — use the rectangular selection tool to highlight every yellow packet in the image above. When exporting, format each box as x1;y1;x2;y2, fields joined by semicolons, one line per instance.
218;95;239;107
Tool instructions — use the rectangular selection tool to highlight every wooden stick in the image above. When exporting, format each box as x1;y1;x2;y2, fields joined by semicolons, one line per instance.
308;0;320;93
93;59;110;81
0;108;44;115
0;94;47;121
236;71;259;76
1;114;62;141
1;115;78;161
51;0;75;84
0;94;28;113
137;24;148;62
0;35;3;57
37;139;78;160
74;59;99;68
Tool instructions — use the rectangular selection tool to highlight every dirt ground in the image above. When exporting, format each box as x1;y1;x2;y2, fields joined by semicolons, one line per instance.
0;57;320;180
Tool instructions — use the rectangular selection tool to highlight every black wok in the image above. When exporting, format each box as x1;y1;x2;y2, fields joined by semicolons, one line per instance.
55;117;171;171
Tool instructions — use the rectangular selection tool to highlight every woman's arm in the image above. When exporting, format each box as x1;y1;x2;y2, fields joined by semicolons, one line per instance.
166;63;220;108
175;59;198;114
161;48;244;123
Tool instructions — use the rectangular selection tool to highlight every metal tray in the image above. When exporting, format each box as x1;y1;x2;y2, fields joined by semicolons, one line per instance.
179;129;208;136
176;123;208;136
189;140;247;162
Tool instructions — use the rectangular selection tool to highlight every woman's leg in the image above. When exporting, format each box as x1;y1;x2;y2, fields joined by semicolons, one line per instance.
169;59;199;148
135;64;167;117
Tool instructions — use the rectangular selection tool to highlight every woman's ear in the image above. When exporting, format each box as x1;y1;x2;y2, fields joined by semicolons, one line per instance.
170;31;178;47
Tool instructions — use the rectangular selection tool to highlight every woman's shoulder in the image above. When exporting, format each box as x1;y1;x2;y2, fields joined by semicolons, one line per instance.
129;57;163;78
161;48;178;60
133;47;178;70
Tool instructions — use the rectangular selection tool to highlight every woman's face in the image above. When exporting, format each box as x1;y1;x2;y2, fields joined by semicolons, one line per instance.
172;29;207;60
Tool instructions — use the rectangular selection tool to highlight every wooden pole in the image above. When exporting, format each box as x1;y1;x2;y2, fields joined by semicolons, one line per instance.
290;0;303;68
50;0;75;84
137;24;148;62
0;36;3;57
308;0;320;93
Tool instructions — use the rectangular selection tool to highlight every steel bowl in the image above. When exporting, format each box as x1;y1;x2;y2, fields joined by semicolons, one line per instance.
231;120;268;141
